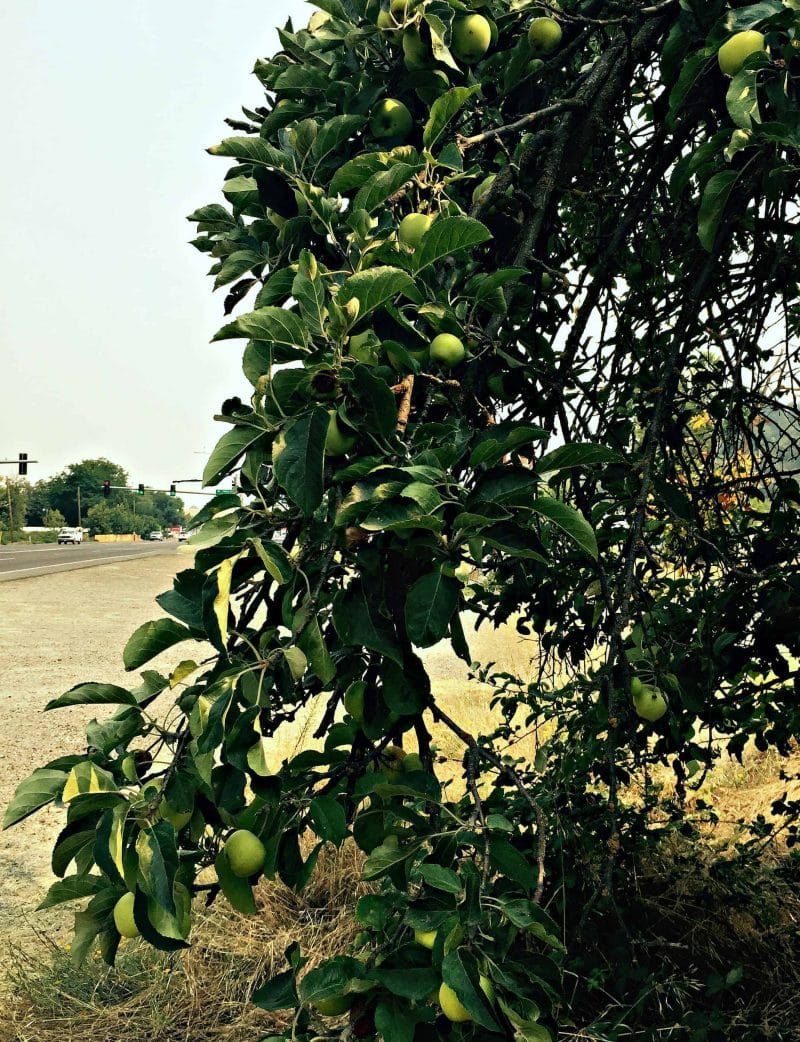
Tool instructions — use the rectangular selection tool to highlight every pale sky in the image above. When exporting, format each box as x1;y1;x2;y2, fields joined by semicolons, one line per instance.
1;1;312;500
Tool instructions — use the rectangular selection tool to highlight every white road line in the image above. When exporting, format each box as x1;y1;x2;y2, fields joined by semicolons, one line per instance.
2;551;165;577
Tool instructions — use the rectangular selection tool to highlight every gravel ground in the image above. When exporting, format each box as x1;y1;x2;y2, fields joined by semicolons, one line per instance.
0;552;526;962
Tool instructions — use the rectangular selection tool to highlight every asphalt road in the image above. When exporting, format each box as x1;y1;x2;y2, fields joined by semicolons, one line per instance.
0;541;178;581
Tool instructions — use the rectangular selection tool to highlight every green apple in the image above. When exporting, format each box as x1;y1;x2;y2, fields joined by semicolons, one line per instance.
541;271;554;290
161;801;192;830
348;330;380;365
402;28;429;69
382;745;407;779
439;979;492;1021
325;410;357;456
113;892;140;939
398;212;434;249
224;829;267;877
313;993;352;1016
452;14;492;63
718;29;766;75
429;333;466;368
528;17;562;54
632;684;668;723
402;752;424;772
414;927;438;948
370;98;413;139
344;683;365;723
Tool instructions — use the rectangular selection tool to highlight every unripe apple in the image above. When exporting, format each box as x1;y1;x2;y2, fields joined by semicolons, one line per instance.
224;829;267;877
718;30;766;76
429;333;466;368
370;98;413;140
398;212;434;249
452;14;492;63
402;752;424;773
414;927;438;948
439;980;492;1021
541;271;554;290
113;892;140;939
528;17;562;54
314;993;352;1016
402;28;430;70
344;683;365;723
325;410;357;456
632;684;668;722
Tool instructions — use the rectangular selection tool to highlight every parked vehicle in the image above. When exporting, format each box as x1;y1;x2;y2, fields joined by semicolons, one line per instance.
148;531;164;541
57;527;84;545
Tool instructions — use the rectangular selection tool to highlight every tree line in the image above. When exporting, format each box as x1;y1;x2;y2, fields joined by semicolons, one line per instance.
0;458;187;538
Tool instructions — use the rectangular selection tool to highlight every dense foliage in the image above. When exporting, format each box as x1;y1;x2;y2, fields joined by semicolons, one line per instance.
6;0;800;1037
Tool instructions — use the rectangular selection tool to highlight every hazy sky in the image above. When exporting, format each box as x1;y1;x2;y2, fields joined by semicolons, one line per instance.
1;1;312;500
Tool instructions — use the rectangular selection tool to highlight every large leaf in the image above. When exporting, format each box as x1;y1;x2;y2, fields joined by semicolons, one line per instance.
136;822;179;915
424;85;482;148
3;768;67;829
37;874;105;911
412;217;491;273
535;442;624;474
441;949;501;1030
292;250;326;336
405;572;460;647
123;619;195;671
698;169;740;251
353;162;422;214
273;410;328;515
332;582;403;665
45;682;138;712
531;497;598;559
309;795;349;844
212;306;308;352
203;424;265;486
208;135;287;168
312;114;367;166
338;267;422;320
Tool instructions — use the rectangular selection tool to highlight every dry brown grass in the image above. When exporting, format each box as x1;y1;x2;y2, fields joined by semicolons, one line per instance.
3;843;366;1042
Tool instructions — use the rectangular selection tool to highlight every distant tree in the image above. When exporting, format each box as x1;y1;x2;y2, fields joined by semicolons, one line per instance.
0;479;31;536
141;491;186;529
46;459;129;525
25;481;52;526
86;502;137;536
43;508;66;530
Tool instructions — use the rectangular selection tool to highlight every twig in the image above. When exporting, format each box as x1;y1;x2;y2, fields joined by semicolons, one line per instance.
458;100;585;151
396;374;414;433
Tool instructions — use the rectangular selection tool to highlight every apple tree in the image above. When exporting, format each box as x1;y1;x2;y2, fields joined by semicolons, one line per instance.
6;0;800;1036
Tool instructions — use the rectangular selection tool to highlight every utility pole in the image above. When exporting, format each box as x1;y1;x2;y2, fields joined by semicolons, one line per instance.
77;486;82;529
5;479;13;535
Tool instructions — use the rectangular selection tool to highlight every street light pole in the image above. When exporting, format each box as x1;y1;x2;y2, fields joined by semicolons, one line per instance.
77;486;82;529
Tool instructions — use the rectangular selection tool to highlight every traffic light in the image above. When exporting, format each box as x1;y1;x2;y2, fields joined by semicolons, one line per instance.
137;483;145;495
169;484;176;497
18;453;27;476
103;480;111;498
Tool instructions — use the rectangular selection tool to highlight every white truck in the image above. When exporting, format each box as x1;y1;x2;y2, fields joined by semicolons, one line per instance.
57;527;84;545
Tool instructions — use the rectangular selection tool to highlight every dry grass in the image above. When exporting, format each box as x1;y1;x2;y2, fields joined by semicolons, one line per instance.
3;843;365;1042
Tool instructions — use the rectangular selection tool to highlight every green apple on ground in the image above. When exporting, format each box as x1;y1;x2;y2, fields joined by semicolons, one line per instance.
528;17;562;53
414;928;438;949
398;212;434;248
113;892;140;939
429;333;466;368
224;829;267;877
632;684;668;722
370;98;413;139
452;14;492;63
718;30;766;75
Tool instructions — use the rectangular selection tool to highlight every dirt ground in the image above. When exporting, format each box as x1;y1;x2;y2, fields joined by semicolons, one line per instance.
0;552;528;959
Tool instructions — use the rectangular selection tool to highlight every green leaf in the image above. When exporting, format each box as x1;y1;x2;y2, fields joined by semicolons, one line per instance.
215;850;258;915
412;216;492;273
310;795;349;844
312;114;367;165
726;67;761;130
273;409;328;515
417;863;461;893
352;364;398;439
332;582;403;665
123;619;194;671
250;537;294;584
212;306;308;352
489;837;534;891
136;822;179;915
3;768;68;829
531;497;598;559
535;442;624;474
405;572;459;647
362;841;413;880
203;424;265;486
338;267;422;320
470;423;548;469
282;646;308;681
37;874;105;910
698;169;739;251
441;950;501;1030
213;249;264;290
252;968;298;1011
208;135;287;168
424;85;482;148
45;682;138;712
372;967;440;1000
292;250;326;336
353;163;422;213
330;152;389;195
296;617;336;685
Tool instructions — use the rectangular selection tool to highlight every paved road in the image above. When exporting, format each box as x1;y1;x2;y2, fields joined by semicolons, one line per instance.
0;541;178;581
